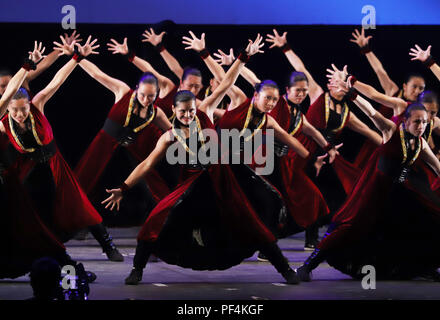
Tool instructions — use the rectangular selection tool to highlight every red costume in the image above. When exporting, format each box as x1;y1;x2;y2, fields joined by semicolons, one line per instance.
137;110;283;270
2;104;102;238
155;85;178;120
304;92;361;195
267;96;329;234
74;90;173;226
317;126;440;279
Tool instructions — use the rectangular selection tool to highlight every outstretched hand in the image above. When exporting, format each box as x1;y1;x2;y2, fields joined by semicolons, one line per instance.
75;35;100;57
53;31;82;57
326;64;349;82
314;153;328;177
350;27;372;48
29;41;46;63
142;28;166;46
213;48;235;66
266;29;287;49
409;44;432;62
107;37;129;55
101;188;123;211
245;34;265;56
182;31;206;52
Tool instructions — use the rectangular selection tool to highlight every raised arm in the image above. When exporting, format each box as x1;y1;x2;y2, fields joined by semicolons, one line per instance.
198;34;265;119
142;28;184;79
26;31;82;84
107;37;175;97
266;29;324;103
0;42;45;118
101;131;172;211
409;44;440;82
329;75;396;141
32;36;100;112
350;27;399;96
181;31;247;107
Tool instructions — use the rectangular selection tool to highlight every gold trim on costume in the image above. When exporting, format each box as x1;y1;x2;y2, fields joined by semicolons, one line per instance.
171;115;206;156
239;99;267;142
123;90;156;132
325;92;349;133
399;123;422;166
9;112;43;153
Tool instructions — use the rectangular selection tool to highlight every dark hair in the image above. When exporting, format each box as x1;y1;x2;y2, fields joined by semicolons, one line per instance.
182;67;202;81
0;69;12;77
288;71;308;88
12;87;30;101
173;90;196;106
138;72;159;88
404;73;425;84
29;257;61;300
418;90;438;105
255;80;279;93
404;102;427;119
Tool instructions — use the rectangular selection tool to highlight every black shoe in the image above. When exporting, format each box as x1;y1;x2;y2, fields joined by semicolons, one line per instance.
257;252;269;262
296;265;312;282
125;268;143;285
105;247;124;262
281;268;300;285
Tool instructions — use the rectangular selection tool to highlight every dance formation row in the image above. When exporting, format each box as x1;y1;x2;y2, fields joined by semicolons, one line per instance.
0;27;439;286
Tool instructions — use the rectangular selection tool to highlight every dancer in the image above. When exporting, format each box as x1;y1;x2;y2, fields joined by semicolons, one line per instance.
0;44;95;280
104;35;320;285
0;37;123;262
297;71;440;281
264;30;382;212
350;28;426;167
74;41;173;228
205;42;335;250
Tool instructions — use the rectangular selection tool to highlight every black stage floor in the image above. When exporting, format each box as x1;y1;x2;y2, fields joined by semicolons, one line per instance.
1;227;439;300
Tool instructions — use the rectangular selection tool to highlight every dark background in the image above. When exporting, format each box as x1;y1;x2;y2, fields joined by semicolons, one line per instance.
1;21;439;167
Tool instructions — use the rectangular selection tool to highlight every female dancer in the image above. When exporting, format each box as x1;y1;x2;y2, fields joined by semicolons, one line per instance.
0;43;95;280
297;72;440;281
264;29;382;211
74;42;174;228
350;28;426;167
103;35;322;285
0;37;123;262
207;44;335;250
107;29;204;120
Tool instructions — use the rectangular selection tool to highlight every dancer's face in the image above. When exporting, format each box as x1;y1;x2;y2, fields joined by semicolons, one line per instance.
421;101;438;122
181;75;203;96
0;75;12;95
253;87;279;113
405;110;428;137
8;98;30;123
286;80;309;105
403;77;425;102
136;83;157;108
173;100;197;126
